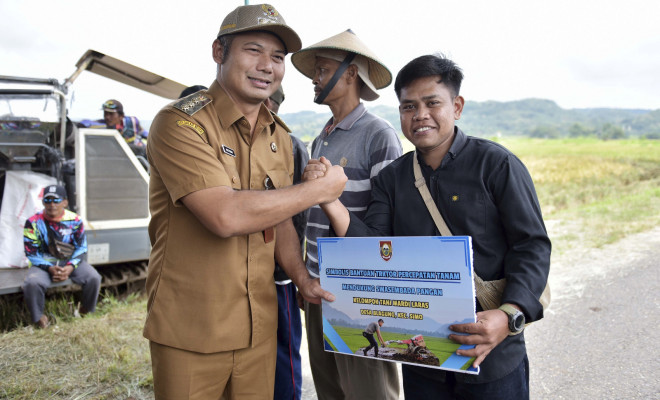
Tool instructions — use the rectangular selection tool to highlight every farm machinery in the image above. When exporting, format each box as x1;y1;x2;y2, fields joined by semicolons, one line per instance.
0;50;186;295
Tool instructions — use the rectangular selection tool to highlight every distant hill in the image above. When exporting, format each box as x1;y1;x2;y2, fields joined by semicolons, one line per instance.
279;99;660;140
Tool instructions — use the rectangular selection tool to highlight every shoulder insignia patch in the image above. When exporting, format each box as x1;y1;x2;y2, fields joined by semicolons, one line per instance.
176;120;208;143
176;120;205;135
173;93;211;116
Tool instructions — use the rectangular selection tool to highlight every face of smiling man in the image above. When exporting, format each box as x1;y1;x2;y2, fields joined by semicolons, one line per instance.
214;31;286;111
398;75;464;168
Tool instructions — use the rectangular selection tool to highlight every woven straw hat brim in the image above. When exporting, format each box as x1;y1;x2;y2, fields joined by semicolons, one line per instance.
291;30;392;89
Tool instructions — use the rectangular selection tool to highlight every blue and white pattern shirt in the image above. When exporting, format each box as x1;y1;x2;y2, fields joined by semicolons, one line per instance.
24;209;87;269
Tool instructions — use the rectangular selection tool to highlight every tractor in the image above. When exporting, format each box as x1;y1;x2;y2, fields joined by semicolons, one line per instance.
0;50;186;295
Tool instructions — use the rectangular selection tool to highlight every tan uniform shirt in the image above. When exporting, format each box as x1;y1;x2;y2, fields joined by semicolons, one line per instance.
143;81;294;353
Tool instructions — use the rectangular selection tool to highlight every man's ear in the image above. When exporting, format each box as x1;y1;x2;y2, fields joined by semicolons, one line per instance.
345;64;359;83
454;95;465;120
212;39;224;64
62;199;69;209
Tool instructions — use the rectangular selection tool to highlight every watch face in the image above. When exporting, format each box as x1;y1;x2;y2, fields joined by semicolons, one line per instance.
512;313;525;331
500;305;525;333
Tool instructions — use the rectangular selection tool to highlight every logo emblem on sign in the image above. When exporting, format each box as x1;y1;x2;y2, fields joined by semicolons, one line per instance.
380;241;392;261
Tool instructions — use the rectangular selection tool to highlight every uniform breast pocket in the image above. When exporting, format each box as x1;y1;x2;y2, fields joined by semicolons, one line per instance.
264;169;292;190
446;192;487;236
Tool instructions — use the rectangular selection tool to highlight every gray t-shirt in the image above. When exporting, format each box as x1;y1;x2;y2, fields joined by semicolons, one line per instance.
364;321;380;334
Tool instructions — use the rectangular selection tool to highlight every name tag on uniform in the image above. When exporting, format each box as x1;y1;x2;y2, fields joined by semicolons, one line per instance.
222;145;236;157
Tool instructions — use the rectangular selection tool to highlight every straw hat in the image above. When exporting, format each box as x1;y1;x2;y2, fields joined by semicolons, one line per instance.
291;29;392;101
218;4;301;53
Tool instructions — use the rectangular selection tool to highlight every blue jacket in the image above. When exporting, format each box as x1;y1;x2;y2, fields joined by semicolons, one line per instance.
24;209;87;269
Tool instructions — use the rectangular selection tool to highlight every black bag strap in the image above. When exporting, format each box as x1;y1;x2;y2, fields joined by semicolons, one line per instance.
411;151;550;313
45;222;75;261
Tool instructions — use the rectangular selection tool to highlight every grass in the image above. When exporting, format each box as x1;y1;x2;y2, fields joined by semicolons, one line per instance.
402;136;660;251
494;138;660;251
0;291;89;333
0;293;152;399
1;137;659;397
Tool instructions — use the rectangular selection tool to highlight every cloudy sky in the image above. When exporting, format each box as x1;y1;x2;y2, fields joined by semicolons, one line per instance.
2;0;658;121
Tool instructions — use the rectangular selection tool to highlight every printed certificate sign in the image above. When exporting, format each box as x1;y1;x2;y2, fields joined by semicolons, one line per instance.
318;236;479;374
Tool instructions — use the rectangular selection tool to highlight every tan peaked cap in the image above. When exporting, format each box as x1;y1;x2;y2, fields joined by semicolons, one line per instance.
291;29;392;101
218;3;301;52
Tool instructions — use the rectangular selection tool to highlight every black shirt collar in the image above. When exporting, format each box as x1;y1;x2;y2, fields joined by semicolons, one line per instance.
418;126;467;173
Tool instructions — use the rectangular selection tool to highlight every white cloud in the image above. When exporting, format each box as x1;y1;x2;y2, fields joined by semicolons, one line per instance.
2;0;658;121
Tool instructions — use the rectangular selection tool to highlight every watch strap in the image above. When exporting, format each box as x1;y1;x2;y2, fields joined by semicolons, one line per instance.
498;304;525;336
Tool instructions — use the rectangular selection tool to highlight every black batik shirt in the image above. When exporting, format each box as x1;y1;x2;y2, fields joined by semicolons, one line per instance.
346;127;551;383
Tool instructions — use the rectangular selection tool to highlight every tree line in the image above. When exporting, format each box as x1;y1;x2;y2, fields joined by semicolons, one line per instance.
280;99;660;141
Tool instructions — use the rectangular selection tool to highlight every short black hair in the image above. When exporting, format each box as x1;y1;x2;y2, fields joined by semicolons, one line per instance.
394;54;464;99
179;85;208;99
217;34;236;64
378;319;384;323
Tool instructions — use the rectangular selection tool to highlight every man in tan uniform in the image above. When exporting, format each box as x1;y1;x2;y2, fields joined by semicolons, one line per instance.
143;4;346;399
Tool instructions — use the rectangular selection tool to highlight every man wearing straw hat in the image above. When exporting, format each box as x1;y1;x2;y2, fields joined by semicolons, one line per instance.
292;29;402;400
143;4;345;399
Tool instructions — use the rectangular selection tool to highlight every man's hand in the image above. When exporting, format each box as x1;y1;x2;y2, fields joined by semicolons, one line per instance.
448;309;510;368
302;158;327;181
304;157;346;204
48;265;74;282
296;275;335;305
320;163;347;204
296;290;305;310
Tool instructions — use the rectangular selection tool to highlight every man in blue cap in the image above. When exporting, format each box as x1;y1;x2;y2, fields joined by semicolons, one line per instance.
22;184;101;328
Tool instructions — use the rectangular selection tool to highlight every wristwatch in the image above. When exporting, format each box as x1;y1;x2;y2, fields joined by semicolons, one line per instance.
499;304;525;335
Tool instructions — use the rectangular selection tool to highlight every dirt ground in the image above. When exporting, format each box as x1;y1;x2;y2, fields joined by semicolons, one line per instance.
355;345;440;366
526;225;660;399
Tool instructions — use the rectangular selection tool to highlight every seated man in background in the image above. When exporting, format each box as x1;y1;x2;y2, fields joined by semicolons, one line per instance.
22;185;101;328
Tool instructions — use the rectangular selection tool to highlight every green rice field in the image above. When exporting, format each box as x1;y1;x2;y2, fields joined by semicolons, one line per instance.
326;326;473;371
402;137;660;251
